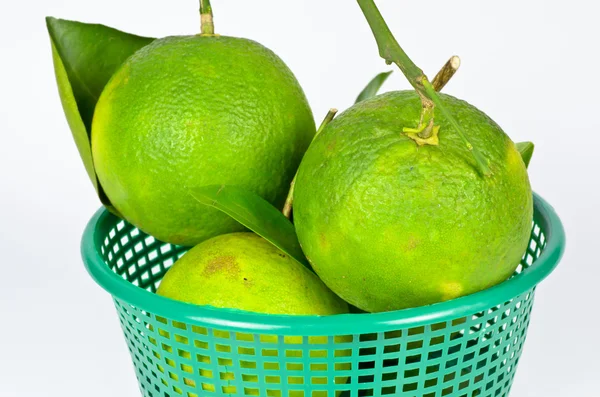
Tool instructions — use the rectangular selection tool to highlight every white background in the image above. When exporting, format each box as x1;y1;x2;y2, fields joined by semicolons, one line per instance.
0;0;597;396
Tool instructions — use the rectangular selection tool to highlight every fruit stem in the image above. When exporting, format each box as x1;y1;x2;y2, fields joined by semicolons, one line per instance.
356;0;433;117
422;80;489;173
283;108;338;219
432;56;461;92
199;0;215;35
357;0;490;176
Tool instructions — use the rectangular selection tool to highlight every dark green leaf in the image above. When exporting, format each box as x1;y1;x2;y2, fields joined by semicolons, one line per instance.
516;142;535;168
191;185;311;269
355;71;393;103
47;17;154;213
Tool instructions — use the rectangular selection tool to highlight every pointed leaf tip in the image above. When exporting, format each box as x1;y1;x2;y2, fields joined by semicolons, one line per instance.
516;142;535;168
190;185;311;269
355;71;393;104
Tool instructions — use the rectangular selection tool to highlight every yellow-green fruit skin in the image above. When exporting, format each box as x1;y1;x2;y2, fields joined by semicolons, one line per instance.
157;233;349;316
92;36;316;246
293;91;533;313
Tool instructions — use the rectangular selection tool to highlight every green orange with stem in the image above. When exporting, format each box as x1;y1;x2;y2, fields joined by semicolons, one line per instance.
91;0;316;246
292;0;534;312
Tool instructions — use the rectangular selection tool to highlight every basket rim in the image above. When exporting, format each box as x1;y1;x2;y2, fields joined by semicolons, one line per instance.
81;192;565;335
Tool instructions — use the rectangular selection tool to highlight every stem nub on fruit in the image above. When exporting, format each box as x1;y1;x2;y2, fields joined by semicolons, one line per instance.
357;0;490;176
283;109;338;219
200;0;215;35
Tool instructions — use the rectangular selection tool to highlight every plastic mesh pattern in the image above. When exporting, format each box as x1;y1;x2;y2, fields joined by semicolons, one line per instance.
94;217;547;397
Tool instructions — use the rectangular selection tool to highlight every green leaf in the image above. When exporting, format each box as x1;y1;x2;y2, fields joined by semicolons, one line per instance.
50;41;98;193
46;17;154;130
46;17;154;213
355;71;393;103
516;142;535;168
191;185;311;269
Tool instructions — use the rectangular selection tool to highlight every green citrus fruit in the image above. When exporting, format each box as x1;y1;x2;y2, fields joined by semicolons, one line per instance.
293;91;533;312
157;233;349;394
92;36;315;246
157;232;349;315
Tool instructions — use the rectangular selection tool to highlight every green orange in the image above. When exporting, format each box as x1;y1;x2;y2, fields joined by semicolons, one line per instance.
293;91;533;312
157;232;349;394
157;232;348;315
92;35;315;246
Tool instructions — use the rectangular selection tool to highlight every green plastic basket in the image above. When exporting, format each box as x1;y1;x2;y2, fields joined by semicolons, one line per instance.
81;193;565;397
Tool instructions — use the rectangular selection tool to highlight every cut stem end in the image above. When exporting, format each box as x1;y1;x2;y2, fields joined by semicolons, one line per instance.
200;0;215;35
432;56;461;92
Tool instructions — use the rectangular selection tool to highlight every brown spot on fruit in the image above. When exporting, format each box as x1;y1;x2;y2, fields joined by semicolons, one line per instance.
406;236;421;251
202;256;239;279
319;233;331;252
327;140;337;152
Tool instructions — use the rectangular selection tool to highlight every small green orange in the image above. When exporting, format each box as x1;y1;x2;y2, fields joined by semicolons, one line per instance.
157;232;348;315
92;35;315;246
293;91;533;312
157;233;352;397
157;232;349;394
